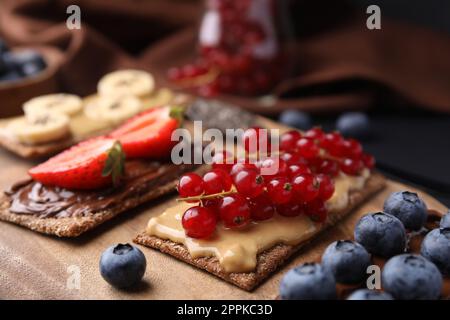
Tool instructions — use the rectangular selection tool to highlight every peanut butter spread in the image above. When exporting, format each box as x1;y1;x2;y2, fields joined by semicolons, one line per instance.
146;169;370;273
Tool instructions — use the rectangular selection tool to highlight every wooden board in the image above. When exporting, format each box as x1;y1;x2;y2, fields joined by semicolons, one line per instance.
0;145;447;300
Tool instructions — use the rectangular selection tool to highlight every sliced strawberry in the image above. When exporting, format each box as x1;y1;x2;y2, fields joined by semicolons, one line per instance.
29;138;125;190
109;106;182;159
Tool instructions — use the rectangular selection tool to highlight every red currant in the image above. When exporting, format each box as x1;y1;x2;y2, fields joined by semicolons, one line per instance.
304;127;325;141
248;195;276;221
267;177;293;204
362;153;375;170
279;130;302;152
230;54;252;74
259;157;288;177
341;139;363;159
292;173;320;202
280;152;302;165
242;127;270;154
182;64;206;78
229;162;258;176
296;138;320;159
219;194;251;228
321;132;344;156
287;163;312;179
182;206;217;239
202;169;233;195
198;82;219;97
305;199;328;223
233;169;265;198
340;158;363;176
277;201;304;217
167;67;183;81
316;174;335;201
212;150;235;172
217;74;235;93
177;173;204;201
317;159;340;177
203;198;221;219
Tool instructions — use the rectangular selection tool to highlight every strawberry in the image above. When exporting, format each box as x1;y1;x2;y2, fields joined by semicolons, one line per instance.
109;106;182;159
28;138;125;190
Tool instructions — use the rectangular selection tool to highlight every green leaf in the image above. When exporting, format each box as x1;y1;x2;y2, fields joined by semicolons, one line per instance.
169;105;185;126
102;141;126;187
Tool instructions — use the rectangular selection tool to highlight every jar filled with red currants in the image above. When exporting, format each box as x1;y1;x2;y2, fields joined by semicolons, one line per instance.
167;0;293;97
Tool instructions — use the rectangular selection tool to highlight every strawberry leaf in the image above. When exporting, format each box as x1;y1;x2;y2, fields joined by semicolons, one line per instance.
169;105;185;126
102;141;126;187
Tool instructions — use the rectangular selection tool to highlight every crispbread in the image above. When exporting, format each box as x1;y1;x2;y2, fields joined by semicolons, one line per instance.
0;164;204;237
134;173;386;291
0;132;74;159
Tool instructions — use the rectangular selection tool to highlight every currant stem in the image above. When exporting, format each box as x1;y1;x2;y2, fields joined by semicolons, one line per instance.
177;189;236;203
320;152;342;162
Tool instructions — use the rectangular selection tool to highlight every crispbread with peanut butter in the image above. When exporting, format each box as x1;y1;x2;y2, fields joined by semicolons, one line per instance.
134;172;386;291
0;132;75;159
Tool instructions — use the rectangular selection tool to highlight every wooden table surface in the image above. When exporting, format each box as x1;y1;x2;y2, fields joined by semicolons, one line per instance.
0;141;447;299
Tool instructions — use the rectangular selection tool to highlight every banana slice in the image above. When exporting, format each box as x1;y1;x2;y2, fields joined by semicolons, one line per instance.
23;94;83;117
97;69;155;98
141;88;174;110
7;114;70;145
84;95;142;125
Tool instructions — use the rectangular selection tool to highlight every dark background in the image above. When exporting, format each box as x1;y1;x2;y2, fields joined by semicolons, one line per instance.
352;0;450;34
323;0;450;206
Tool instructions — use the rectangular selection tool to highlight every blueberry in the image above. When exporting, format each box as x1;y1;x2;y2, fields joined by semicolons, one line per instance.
321;240;371;284
0;70;22;83
383;191;427;231
336;112;370;138
382;254;442;300
3;50;46;77
99;243;146;288
354;212;406;258
421;228;450;276
440;211;450;229
280;263;336;300
279;110;312;130
346;289;393;300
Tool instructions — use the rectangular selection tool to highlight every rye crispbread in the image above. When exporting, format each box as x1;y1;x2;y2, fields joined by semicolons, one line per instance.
0;132;75;159
134;173;386;291
0;164;205;237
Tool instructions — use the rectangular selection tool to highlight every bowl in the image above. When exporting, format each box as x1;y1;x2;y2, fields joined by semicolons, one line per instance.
0;45;64;118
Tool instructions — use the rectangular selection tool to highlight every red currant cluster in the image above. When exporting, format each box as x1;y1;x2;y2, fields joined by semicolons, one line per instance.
177;127;375;239
167;0;281;97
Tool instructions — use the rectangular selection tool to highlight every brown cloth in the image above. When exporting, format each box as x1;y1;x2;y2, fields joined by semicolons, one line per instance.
1;0;450;116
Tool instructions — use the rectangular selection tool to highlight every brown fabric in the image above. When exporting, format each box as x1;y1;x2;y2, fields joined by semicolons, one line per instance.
1;0;450;116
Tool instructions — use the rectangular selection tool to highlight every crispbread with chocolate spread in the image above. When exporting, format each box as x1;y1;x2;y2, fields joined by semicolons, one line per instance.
134;173;386;291
0;162;204;237
0;132;75;159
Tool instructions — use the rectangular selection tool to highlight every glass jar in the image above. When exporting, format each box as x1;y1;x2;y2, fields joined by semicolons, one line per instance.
168;0;292;97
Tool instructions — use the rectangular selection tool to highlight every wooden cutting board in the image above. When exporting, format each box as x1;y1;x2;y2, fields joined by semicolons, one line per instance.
0;132;448;300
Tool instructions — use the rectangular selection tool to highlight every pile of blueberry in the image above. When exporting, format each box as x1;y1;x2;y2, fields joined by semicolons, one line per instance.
279;110;370;139
280;191;450;300
0;39;47;84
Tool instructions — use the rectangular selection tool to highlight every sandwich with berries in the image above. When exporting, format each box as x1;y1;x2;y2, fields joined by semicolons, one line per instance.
134;127;386;291
0;106;199;237
0;69;181;159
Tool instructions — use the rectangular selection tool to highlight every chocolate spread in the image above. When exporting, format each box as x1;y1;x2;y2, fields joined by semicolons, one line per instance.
5;161;196;219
